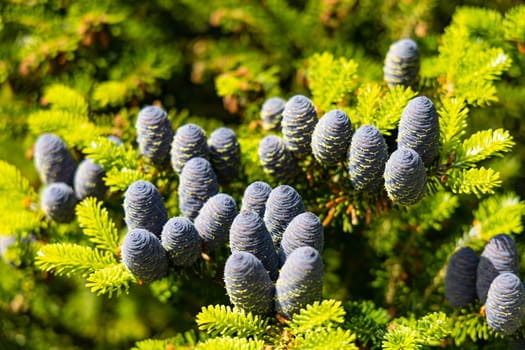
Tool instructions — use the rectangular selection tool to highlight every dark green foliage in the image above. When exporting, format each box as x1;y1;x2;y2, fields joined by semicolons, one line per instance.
41;182;77;223
384;148;427;205
263;184;305;249
275;246;323;320
124;180;168;237
73;158;107;201
485;272;525;335
311;109;353;166
34;133;77;186
208;127;241;184
476;234;519;303
135;105;174;166
229;210;279;281
178;157;219;221
279;211;324;264
224;251;274;316
121;228;168;283
260;97;285;131
383;38;420;88
258;135;297;182
194;193;238;252
240;181;272;218
161;217;202;267
348;125;388;192
444;247;479;308
281;95;318;157
397;96;439;166
171;124;209;175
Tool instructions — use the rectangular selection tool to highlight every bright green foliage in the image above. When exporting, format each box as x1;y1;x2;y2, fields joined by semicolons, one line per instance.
454;129;514;167
196;336;265;350
132;332;197;350
449;308;499;346
447;167;501;196
43;84;89;116
76;197;121;254
307;52;358;113
292;327;357;350
35;243;116;277
287;299;345;334
402;191;460;231
503;5;525;43
438;98;469;157
196;305;268;339
86;264;134;298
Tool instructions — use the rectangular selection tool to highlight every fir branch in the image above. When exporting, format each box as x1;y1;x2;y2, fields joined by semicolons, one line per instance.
447;167;501;197
195;336;264;350
28;109;101;148
450;308;499;346
438;98;469;157
43;84;88;116
83;136;139;170
454;128;514;166
344;300;390;349
76;197;121;254
86;263;135;298
382;325;420;350
132;332;196;350
293;327;358;350
92;81;129;108
196;305;268;339
103;167;150;192
403;192;459;232
287;299;345;335
0;160;37;199
35;243;116;277
503;5;525;43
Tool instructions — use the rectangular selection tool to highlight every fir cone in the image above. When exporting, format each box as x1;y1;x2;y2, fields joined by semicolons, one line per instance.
121;228;168;283
348;125;388;192
230;210;280;281
264;185;305;249
161;217;202;266
398;96;439;166
170;123;208;175
124;180;168;236
261;96;286;131
476;234;519;303
383;38;420;88
194;193;238;252
311;109;353;166
275;246;323;319
241;181;272;218
41;182;77;223
444;247;479;308
280;212;324;264
485;272;525;335
384;148;427;205
258;135;297;182
208;127;241;184
281;95;318;157
136;105;174;165
34;133;77;186
73;158;107;201
107;135;122;146
178;157;219;221
224;251;275;316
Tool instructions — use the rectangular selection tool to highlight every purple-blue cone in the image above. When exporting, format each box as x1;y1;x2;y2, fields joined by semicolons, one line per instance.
311;109;353;166
224;251;275;316
281;95;318;157
73;158;107;201
241;181;272;218
476;234;519;303
348;125;388;192
170;123;208;175
383;38;420;88
161;217;202;266
208;127;241;184
275;246;324;319
136;105;174;165
121;228;168;283
194;193;238;252
178;157;219;221
41;182;77;223
261;97;286;131
398;96;439;166
258;135;298;182
230;210;279;281
444;247;479;308
280;212;324;265
124;180;168;236
34;133;77;186
384;148;427;205
485;272;525;335
263;185;305;249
